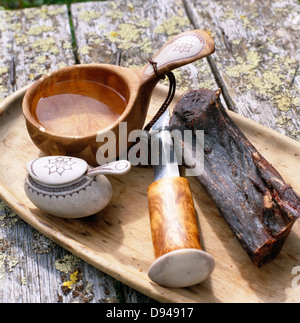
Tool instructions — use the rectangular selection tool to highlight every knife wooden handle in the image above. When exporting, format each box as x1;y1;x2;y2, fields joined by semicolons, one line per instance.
148;177;201;257
147;176;215;288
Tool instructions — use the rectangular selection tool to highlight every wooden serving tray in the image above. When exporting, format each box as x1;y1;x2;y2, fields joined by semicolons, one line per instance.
0;85;299;303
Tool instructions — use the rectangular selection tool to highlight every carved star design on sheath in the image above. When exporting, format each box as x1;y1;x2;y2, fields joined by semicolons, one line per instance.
173;41;193;53
44;156;76;176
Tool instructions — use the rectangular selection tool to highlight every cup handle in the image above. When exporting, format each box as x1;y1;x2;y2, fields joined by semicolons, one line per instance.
86;160;131;177
143;29;215;78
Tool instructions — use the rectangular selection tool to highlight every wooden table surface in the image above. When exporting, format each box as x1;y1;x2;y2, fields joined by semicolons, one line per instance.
0;0;299;303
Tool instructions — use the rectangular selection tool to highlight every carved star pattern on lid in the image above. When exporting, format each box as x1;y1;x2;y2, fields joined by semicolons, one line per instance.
44;156;77;176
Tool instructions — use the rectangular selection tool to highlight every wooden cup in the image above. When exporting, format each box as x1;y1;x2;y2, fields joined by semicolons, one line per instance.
22;30;215;166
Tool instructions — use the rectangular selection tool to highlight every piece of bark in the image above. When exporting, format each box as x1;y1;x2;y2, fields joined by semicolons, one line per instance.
170;88;300;267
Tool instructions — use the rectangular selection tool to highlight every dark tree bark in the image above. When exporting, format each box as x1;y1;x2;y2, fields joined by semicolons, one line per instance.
170;89;300;267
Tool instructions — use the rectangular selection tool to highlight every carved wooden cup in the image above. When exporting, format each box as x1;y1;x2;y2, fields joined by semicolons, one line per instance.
22;30;215;166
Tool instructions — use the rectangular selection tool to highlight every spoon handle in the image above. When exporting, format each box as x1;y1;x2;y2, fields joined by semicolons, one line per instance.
87;160;131;177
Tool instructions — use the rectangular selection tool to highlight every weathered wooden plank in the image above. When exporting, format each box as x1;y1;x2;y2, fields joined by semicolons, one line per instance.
71;0;219;93
184;0;300;141
0;211;120;303
70;0;220;303
71;0;213;303
0;5;75;100
0;7;15;100
0;4;125;303
3;0;298;303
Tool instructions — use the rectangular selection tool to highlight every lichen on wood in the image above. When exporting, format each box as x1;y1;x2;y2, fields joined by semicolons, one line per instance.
55;254;95;303
0;201;18;228
71;0;217;92
0;4;75;99
185;0;300;141
0;237;18;280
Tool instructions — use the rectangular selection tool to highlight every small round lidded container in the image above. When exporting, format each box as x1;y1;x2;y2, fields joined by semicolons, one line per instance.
24;156;131;218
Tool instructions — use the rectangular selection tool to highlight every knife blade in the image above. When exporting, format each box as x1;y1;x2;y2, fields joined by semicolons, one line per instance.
149;109;179;181
147;108;215;288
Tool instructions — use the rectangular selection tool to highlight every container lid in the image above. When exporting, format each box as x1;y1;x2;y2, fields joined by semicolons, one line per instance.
27;156;88;186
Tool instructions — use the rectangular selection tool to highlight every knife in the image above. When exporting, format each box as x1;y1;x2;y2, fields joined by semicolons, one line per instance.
147;109;215;288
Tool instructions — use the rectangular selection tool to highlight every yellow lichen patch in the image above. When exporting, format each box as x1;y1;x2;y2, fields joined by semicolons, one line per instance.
127;3;135;11
222;8;236;20
47;6;65;16
29;63;47;76
226;50;260;78
273;92;299;112
78;10;101;22
136;20;151;28
247;51;260;66
225;46;299;113
170;69;192;93
63;42;72;50
57;62;67;69
198;78;216;90
0;201;18;228
105;23;144;50
78;45;92;55
240;15;257;32
27;25;54;36
0;238;18;280
32;37;60;54
226;46;299;114
21;276;28;285
104;1;124;20
276;115;290;127
154;16;190;36
110;31;119;37
55;254;81;274
0;85;8;100
232;39;242;45
290;129;300;141
118;23;140;40
109;1;119;11
15;34;28;46
5;22;21;32
54;254;96;301
35;55;47;64
105;9;123;20
62;270;79;289
0;67;8;76
139;38;152;54
23;7;49;21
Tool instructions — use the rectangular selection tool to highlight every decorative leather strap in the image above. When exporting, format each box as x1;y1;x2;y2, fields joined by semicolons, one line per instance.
143;58;176;132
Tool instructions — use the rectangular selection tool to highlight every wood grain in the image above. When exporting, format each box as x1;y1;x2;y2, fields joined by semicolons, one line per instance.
71;0;220;94
0;5;75;101
148;177;201;259
0;85;299;303
0;0;299;303
0;4;152;303
183;0;300;141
